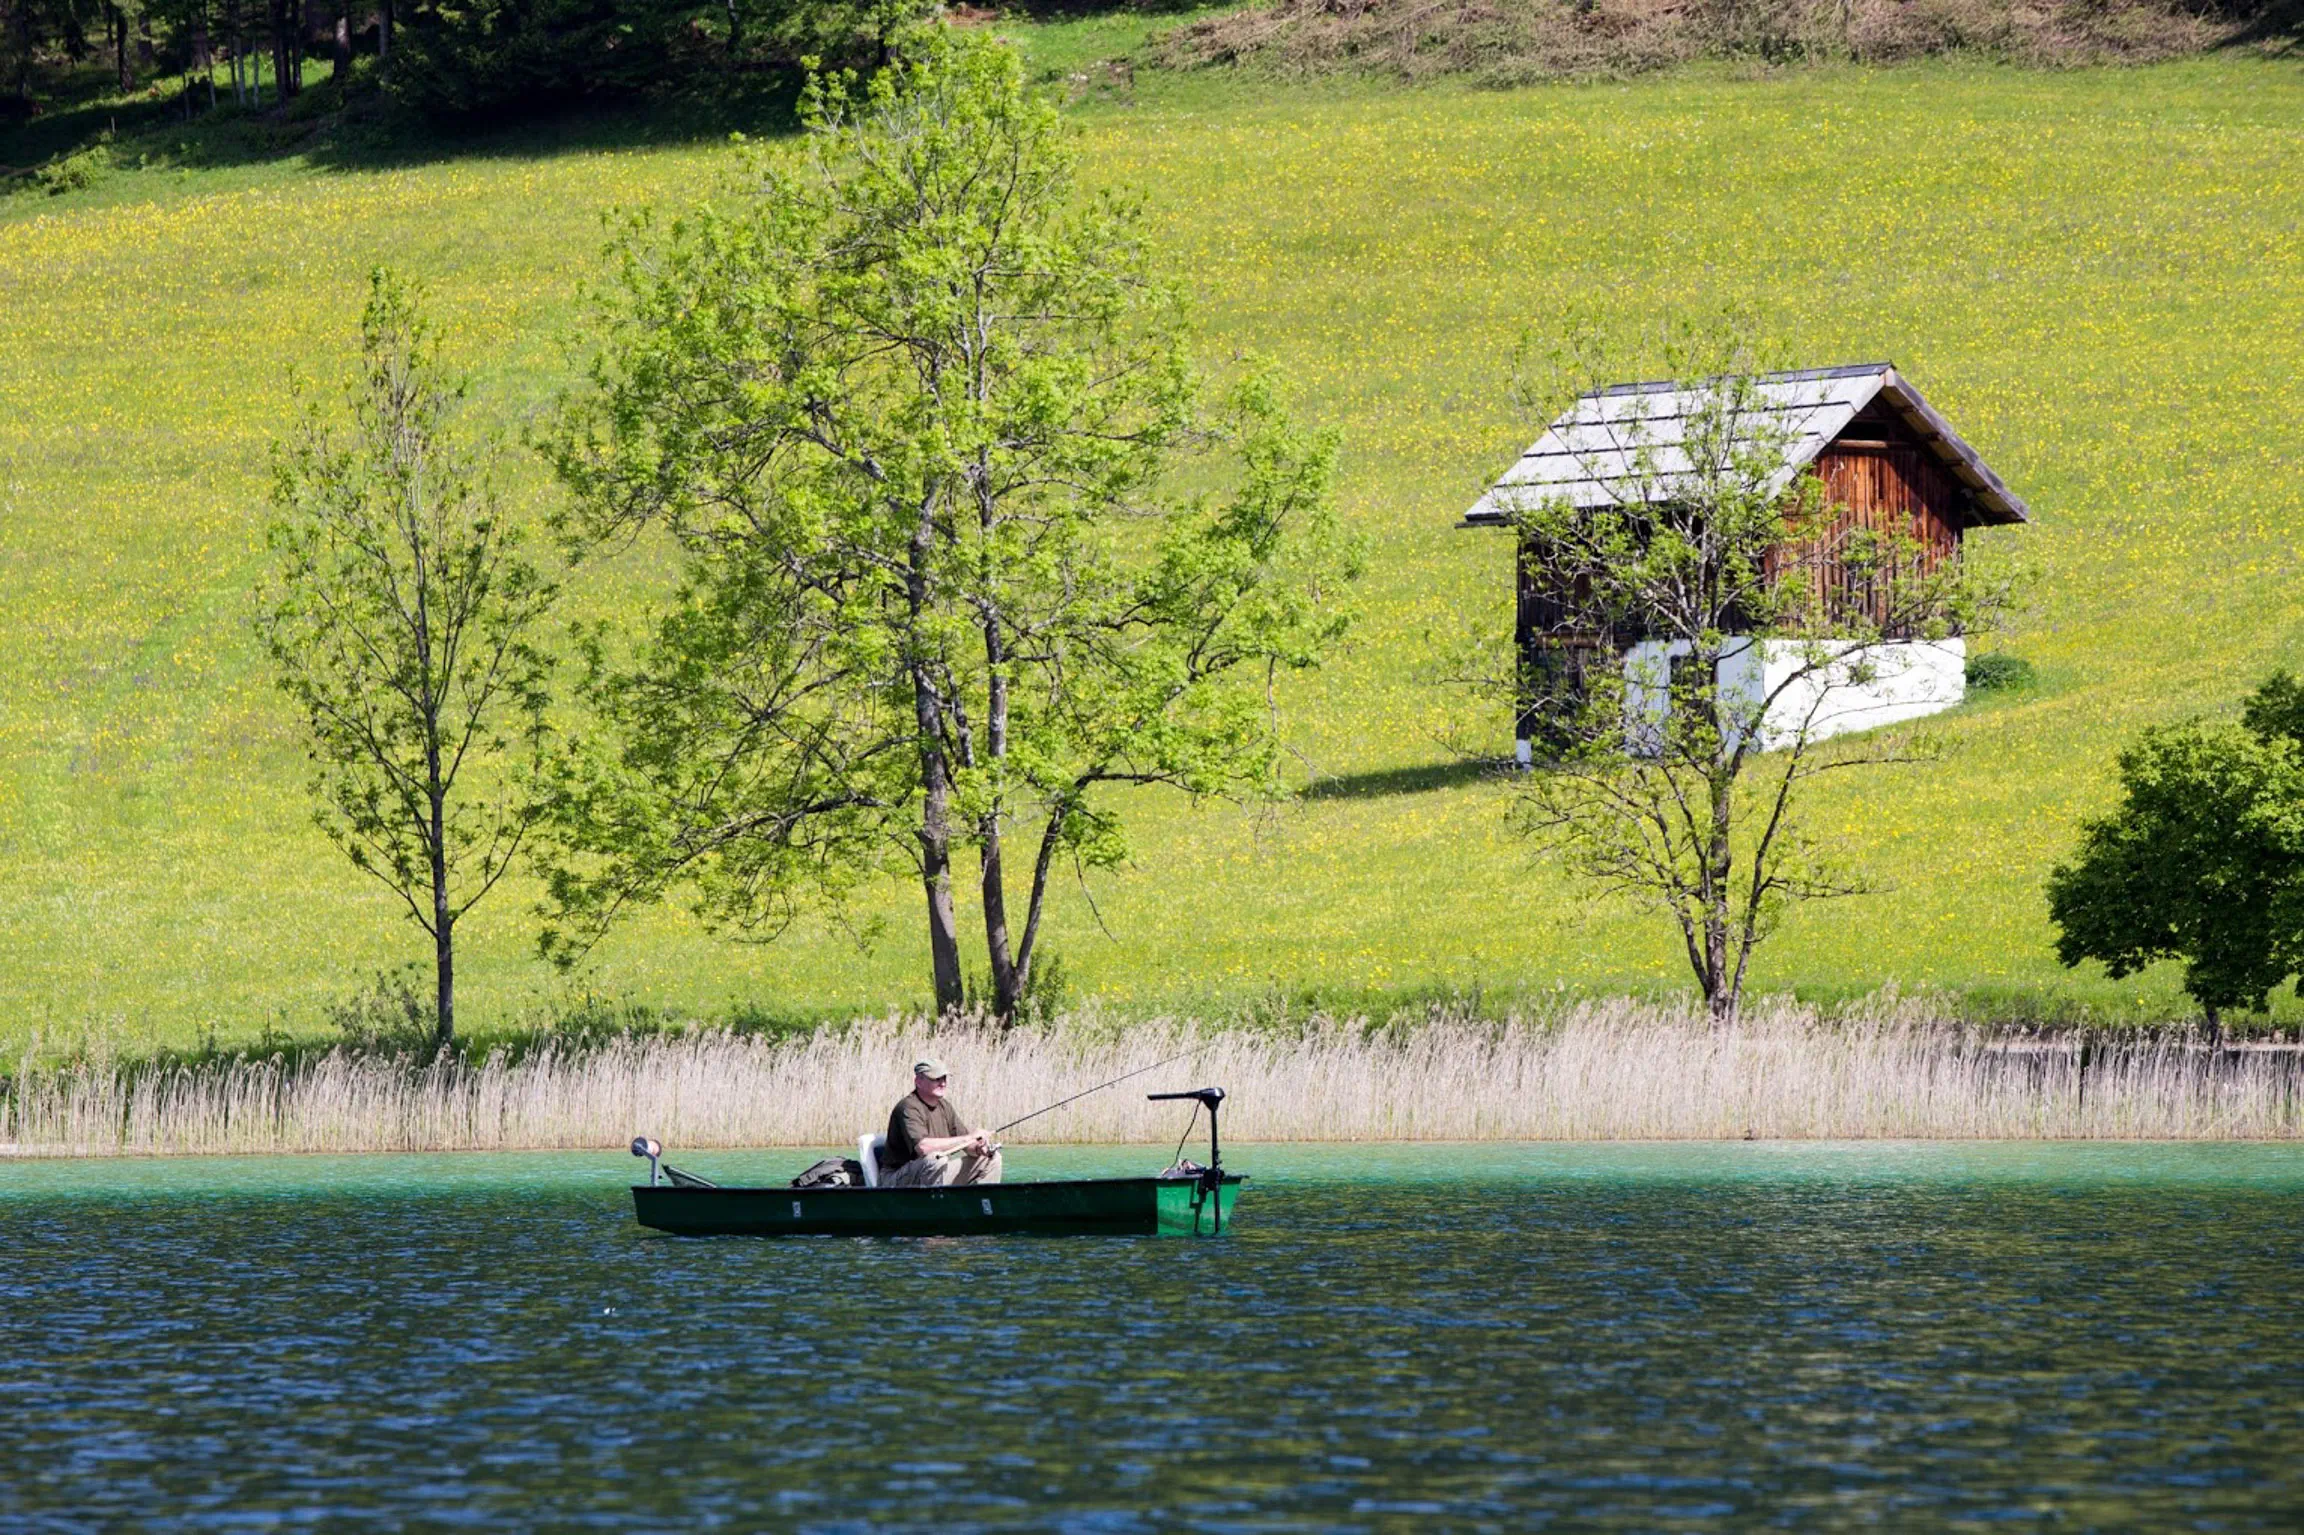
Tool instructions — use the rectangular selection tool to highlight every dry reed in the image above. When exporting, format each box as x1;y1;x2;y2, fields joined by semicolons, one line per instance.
4;1001;2299;1157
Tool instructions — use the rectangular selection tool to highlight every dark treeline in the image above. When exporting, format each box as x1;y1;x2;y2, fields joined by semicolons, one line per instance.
0;0;932;125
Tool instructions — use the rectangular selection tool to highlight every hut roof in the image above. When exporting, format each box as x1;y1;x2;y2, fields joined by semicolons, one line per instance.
1461;363;2029;527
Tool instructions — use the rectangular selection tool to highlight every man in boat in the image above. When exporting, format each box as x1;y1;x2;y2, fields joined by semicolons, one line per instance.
880;1057;1004;1188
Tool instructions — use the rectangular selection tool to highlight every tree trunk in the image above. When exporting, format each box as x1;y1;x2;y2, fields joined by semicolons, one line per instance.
434;910;455;1053
192;4;214;106
13;0;33;99
333;0;349;84
17;0;34;99
917;758;965;1014
981;820;1019;1019
1705;795;1737;1028
114;7;131;91
1702;648;1743;1028
978;602;1021;1021
430;784;454;1051
907;513;965;1016
136;11;153;70
1011;792;1074;1024
268;0;291;102
2201;1004;2223;1050
379;0;390;63
1704;916;1735;1026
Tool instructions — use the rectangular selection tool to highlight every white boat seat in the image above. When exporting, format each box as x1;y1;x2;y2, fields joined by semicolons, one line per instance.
858;1132;886;1188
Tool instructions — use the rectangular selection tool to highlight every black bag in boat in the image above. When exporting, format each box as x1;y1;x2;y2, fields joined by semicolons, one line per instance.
791;1157;867;1189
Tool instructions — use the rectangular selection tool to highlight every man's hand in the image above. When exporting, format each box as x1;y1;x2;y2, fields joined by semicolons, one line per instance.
917;1131;995;1159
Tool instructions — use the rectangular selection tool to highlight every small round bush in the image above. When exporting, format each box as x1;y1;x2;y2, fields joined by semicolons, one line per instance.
1966;652;2036;692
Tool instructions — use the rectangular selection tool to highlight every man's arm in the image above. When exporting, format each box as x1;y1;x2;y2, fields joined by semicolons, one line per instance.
915;1109;993;1159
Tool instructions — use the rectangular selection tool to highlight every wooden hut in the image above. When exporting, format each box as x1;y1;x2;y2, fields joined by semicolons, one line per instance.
1460;363;2028;758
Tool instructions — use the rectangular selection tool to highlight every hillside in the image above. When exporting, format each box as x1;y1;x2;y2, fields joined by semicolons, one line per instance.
3;55;2302;1054
1159;0;2300;80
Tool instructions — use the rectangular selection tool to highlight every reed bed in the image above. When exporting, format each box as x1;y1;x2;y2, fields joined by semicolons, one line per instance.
5;1002;2300;1157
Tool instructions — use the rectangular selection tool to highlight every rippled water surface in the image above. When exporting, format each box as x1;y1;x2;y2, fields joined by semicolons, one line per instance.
6;1141;2304;1530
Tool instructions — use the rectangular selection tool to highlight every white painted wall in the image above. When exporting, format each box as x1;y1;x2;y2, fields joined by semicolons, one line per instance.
1526;637;1966;758
1737;637;1966;749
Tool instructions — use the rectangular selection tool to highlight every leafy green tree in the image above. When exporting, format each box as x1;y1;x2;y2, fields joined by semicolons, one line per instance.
2242;668;2304;746
754;0;931;68
543;29;1358;1018
1495;324;2016;1025
2047;672;2304;1034
257;270;557;1051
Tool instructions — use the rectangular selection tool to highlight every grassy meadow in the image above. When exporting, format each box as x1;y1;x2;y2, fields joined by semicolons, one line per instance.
3;53;2302;1057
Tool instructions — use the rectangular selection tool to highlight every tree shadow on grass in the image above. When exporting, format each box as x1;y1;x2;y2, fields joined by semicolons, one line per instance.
1302;758;1505;802
2229;0;2303;51
3;63;810;191
303;72;813;173
3;0;1241;185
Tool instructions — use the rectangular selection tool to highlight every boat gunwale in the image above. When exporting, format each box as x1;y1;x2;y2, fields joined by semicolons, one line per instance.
630;1173;1247;1196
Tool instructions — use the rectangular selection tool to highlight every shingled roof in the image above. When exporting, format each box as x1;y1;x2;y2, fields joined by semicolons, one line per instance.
1462;363;2028;527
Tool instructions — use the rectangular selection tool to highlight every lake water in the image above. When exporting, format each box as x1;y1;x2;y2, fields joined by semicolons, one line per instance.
5;1142;2303;1530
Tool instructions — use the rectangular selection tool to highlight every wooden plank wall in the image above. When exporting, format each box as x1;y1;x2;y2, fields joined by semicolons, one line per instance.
1802;438;1968;635
1513;413;1979;667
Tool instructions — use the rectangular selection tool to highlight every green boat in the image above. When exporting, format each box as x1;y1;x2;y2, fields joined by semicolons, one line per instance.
627;1085;1245;1238
631;1172;1243;1238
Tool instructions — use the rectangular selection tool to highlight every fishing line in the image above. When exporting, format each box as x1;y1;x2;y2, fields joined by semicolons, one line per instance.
1167;1101;1202;1171
991;1045;1206;1136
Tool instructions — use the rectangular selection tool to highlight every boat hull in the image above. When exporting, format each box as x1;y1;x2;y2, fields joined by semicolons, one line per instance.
631;1175;1244;1238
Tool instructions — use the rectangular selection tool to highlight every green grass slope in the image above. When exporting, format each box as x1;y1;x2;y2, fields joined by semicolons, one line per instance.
3;57;2301;1054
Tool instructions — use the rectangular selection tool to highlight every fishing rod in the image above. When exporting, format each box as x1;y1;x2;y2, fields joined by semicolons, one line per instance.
990;1045;1206;1137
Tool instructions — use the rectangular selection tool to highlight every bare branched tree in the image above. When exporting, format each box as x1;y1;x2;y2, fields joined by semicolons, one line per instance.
257;270;556;1052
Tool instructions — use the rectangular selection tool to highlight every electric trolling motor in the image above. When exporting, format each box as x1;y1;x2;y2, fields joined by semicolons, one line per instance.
629;1135;718;1188
1147;1087;1228;1233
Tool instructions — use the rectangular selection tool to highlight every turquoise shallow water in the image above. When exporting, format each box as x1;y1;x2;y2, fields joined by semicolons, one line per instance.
5;1141;2303;1530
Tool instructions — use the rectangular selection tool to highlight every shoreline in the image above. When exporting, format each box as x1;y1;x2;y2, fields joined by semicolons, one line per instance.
14;1132;2304;1162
